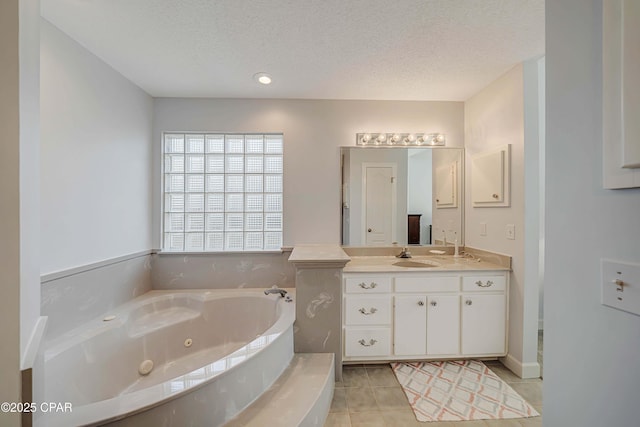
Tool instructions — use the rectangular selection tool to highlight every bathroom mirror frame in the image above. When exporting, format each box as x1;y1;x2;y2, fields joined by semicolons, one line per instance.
340;146;464;247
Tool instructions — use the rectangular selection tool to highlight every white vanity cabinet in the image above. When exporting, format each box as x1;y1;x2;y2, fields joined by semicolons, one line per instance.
461;275;507;355
343;276;393;357
342;271;508;362
394;294;460;356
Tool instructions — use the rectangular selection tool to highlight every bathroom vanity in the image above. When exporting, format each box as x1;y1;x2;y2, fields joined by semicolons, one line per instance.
341;252;510;362
288;245;511;380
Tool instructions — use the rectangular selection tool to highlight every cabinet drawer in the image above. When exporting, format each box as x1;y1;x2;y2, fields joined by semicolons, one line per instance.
345;276;392;293
395;276;459;292
344;328;391;357
345;296;392;325
462;275;506;292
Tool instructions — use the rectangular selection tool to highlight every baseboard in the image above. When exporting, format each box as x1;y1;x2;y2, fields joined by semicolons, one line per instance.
499;353;541;379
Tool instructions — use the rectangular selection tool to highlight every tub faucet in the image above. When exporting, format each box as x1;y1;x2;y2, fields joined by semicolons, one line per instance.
264;286;288;298
396;247;412;258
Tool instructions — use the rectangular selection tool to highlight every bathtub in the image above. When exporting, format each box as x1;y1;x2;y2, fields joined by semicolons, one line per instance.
41;289;295;427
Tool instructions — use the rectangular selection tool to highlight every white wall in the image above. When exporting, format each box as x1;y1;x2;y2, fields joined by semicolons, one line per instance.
40;19;154;274
545;1;640;425
523;56;545;331
19;0;41;368
0;1;24;423
431;148;464;245
153;99;464;247
465;64;540;378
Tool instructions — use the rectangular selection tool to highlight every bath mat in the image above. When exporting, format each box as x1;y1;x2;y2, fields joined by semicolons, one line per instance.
391;360;540;422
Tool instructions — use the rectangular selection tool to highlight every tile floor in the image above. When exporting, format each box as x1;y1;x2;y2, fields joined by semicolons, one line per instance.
325;332;544;427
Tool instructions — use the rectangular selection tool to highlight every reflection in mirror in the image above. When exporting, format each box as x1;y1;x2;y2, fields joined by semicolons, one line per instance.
341;147;464;246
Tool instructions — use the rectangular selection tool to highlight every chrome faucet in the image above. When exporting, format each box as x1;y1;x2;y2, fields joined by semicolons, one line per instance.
264;286;288;298
396;247;412;258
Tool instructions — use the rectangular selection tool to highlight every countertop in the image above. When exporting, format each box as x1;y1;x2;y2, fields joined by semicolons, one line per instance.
343;255;510;273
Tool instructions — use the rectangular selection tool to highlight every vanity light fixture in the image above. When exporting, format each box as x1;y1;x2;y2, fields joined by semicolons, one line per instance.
253;72;272;85
359;133;372;145
356;132;446;147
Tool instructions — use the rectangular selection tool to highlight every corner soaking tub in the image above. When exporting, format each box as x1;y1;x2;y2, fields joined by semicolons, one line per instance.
41;289;295;427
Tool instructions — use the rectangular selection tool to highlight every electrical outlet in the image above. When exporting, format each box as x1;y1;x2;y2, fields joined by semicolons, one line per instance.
506;224;515;240
480;223;487;236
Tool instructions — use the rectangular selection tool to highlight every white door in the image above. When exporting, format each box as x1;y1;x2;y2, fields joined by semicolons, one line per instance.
461;294;506;355
426;295;460;355
394;295;426;355
363;164;396;245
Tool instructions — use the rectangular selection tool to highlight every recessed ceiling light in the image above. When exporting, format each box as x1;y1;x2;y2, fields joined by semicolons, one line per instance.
254;72;272;85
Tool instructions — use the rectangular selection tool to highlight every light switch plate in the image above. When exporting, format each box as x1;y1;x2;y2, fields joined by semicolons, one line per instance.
505;224;515;240
601;259;640;317
480;223;487;236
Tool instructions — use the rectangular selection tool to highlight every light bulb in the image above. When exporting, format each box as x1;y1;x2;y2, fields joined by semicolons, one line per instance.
435;133;445;143
376;133;387;144
361;133;371;144
253;72;272;85
390;134;401;143
404;134;415;144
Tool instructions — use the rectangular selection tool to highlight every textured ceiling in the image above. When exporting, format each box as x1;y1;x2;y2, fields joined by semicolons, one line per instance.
41;0;544;101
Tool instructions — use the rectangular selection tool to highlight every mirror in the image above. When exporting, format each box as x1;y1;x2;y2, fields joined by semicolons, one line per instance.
341;147;464;246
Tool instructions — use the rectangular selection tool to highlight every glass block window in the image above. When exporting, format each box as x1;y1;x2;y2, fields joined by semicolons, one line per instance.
163;133;283;251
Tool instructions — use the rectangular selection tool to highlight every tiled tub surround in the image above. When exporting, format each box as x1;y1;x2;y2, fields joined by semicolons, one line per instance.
41;289;295;427
151;249;295;289
289;246;352;382
41;252;152;343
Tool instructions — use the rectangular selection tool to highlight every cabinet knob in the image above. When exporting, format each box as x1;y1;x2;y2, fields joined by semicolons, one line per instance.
367;228;372;232
492;193;499;199
430;301;437;307
417;300;425;306
465;299;473;306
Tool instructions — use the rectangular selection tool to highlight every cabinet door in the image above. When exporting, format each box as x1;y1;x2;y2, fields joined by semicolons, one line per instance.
426;295;460;355
461;294;506;355
394;295;426;356
471;145;511;207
